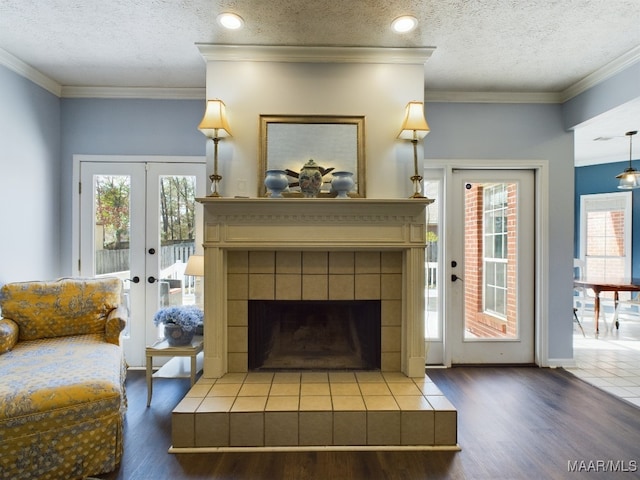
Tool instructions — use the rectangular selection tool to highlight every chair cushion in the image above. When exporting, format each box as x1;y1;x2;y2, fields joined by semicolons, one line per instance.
0;319;18;354
0;277;122;341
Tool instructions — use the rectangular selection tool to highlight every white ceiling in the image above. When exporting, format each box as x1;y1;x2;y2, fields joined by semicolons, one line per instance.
0;0;639;165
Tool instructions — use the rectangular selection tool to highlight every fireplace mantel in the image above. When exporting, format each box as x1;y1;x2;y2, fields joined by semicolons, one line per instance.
198;197;432;378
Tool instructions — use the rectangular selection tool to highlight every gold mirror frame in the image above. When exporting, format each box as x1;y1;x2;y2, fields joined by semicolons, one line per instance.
258;115;366;197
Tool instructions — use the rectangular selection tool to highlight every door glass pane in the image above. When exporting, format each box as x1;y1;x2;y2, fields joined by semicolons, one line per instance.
157;175;201;313
464;182;518;340
93;174;131;335
425;180;440;339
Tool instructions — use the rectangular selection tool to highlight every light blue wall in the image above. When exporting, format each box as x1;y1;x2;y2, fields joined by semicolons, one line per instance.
575;160;640;278
59;98;206;275
424;102;575;362
0;66;61;284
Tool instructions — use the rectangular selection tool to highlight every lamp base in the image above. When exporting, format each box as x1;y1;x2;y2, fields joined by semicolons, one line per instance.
209;174;223;197
410;174;424;199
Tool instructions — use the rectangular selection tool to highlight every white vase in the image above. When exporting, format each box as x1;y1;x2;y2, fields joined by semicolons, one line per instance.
331;171;355;198
264;170;289;198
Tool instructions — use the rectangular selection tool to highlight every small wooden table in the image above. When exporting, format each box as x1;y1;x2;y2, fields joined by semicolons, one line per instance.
574;279;640;334
145;335;203;406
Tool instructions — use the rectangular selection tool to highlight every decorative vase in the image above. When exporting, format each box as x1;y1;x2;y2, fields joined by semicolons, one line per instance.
299;159;324;198
331;171;355;198
264;169;289;198
164;323;194;346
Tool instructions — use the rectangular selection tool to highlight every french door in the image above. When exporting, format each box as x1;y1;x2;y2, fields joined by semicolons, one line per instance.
79;160;206;367
448;169;535;364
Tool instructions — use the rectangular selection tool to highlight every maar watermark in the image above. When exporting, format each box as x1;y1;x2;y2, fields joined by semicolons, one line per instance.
568;460;637;473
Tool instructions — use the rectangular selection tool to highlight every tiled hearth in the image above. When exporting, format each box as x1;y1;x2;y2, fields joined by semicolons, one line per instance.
171;370;457;450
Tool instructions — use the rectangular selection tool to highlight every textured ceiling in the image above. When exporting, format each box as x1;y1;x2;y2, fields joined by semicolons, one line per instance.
0;0;639;164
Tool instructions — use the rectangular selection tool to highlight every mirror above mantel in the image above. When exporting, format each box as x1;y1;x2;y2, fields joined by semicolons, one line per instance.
258;115;366;197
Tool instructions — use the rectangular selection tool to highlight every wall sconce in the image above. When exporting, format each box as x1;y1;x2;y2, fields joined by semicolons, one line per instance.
616;130;639;190
398;101;430;198
198;99;232;197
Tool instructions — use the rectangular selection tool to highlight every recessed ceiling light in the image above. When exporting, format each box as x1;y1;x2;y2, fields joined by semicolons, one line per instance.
392;15;418;33
217;12;244;30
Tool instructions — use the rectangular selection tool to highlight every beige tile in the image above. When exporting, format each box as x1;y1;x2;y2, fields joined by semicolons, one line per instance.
367;411;401;445
273;372;301;384
197;396;235;412
195;411;229;447
276;251;301;274
302;275;329;300
333;411;366;445
355;273;381;299
173;397;203;413
301;372;328;383
299;395;333;411
328;275;354;300
227;251;248;273
216;373;247;384
228;326;248;353
231;396;267;412
265;412;299;446
355;251;381;274
195;377;216;385
266;396;299;411
238;383;272;397
381;326;401;353
401;410;435;445
249;251;275;273
381;251;402;273
394;395;433;411
301;383;331;396
329;371;356;383
209;383;243;397
230;412;264;446
381;300;402;326
275;274;302;300
381;274;403;300
381;352;401;372
299;411;333;445
329;251;354;274
270;383;301;396
245;372;274;383
249;274;275;299
383;372;414;383
388;383;423;396
355;371;385;383
363;396;399;410
330;383;361;396
302;251;328;274
185;383;213;398
171;412;195;447
434;410;457;446
416;382;443;396
227;273;248;300
358;383;392;396
332;395;366;411
227;353;248;373
426;395;456;411
227;300;248;326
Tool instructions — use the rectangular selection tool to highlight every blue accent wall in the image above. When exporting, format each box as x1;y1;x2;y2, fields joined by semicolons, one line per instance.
575;160;640;278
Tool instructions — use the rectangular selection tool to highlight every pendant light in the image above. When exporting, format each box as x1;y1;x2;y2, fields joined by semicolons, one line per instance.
616;130;639;190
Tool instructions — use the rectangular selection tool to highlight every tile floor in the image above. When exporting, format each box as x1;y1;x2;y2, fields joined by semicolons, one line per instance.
566;309;640;408
172;370;458;450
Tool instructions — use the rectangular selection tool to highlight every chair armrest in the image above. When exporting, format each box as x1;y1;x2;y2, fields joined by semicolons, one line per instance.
0;318;19;354
105;305;128;345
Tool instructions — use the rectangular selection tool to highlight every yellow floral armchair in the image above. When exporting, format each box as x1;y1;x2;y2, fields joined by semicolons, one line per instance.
0;277;128;480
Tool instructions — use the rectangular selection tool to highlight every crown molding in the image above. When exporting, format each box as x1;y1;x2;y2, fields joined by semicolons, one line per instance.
0;47;62;96
60;86;206;99
561;45;640;102
424;90;562;104
196;44;435;65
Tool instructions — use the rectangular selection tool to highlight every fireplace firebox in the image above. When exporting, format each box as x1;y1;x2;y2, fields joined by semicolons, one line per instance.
248;300;381;371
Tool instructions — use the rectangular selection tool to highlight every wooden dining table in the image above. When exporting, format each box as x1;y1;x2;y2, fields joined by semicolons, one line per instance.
574;278;640;334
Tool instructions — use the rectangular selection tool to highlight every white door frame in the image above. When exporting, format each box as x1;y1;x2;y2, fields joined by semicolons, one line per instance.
427;159;549;367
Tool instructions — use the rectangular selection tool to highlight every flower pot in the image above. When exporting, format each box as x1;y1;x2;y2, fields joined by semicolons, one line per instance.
164;323;195;346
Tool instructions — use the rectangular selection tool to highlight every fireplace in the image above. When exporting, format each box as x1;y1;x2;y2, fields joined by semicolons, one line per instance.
248;300;381;371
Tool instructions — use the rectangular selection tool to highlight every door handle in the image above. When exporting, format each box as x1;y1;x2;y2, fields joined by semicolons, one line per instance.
127;276;140;284
148;276;157;284
451;274;463;282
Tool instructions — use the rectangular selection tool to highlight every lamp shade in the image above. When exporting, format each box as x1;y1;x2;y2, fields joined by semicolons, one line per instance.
184;255;204;277
616;130;639;190
398;101;430;140
198;100;232;139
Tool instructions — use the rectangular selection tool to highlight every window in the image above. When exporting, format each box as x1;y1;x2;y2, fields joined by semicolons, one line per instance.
580;192;632;281
483;184;509;318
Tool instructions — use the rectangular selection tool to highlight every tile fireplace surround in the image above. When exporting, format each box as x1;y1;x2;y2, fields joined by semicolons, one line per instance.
171;198;458;451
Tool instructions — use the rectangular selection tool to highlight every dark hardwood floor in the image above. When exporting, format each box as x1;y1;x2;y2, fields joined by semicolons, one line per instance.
97;367;640;480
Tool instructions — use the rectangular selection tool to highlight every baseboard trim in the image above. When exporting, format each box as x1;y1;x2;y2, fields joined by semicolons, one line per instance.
169;444;462;454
